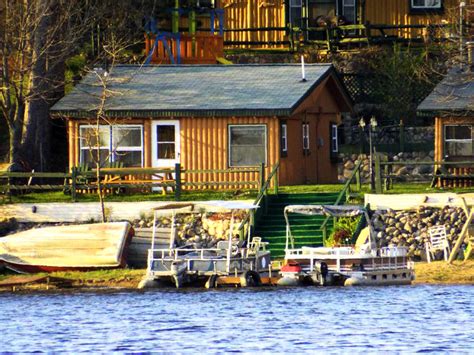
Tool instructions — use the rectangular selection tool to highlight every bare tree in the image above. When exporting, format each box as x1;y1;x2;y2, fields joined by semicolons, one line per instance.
0;0;156;171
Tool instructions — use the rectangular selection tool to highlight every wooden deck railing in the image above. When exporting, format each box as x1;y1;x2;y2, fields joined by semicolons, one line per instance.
223;22;471;49
146;32;223;64
375;159;474;192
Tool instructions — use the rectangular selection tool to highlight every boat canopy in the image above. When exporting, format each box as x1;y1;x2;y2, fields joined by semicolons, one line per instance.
284;205;365;218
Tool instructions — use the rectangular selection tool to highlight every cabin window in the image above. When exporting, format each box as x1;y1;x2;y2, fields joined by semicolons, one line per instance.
228;125;267;167
281;122;288;157
79;125;144;168
330;123;338;162
410;0;443;13
341;0;356;23
444;125;473;157
302;123;310;152
156;125;176;159
112;126;144;167
331;123;338;153
289;0;303;28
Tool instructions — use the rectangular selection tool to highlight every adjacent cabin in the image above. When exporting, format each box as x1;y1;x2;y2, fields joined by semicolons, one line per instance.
417;65;474;185
175;0;470;48
50;64;352;186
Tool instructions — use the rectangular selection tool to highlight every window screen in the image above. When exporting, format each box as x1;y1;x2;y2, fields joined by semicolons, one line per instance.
229;125;267;167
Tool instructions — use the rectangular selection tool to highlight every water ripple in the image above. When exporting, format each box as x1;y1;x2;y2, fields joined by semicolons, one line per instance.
0;285;473;353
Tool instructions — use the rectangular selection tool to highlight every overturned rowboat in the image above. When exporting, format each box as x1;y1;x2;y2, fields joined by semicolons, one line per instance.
0;222;133;273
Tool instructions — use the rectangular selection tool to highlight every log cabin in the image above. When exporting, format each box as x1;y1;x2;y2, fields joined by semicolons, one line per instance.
152;1;471;50
418;55;474;186
50;64;352;186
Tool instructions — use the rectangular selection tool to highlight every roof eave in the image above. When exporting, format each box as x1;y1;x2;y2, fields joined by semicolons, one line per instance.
50;108;293;119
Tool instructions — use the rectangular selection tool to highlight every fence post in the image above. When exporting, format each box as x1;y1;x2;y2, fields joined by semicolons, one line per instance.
273;165;279;195
259;163;265;191
374;153;383;194
355;164;361;191
359;126;365;154
71;167;77;202
399;120;405;152
175;163;181;201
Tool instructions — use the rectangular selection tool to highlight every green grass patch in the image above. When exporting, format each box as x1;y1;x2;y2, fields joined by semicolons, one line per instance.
1;189;258;205
49;269;146;282
2;182;472;206
276;184;343;194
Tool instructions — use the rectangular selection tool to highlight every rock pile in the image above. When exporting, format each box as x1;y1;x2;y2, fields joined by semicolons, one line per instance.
338;151;435;183
132;211;248;249
371;206;466;260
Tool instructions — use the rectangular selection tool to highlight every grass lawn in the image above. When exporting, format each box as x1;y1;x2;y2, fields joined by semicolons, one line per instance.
1;189;259;205
1;182;472;205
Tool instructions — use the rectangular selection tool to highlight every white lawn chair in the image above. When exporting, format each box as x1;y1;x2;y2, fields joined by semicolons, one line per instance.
426;225;450;263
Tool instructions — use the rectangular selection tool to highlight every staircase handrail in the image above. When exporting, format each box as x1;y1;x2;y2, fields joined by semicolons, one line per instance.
237;161;280;237
320;160;362;243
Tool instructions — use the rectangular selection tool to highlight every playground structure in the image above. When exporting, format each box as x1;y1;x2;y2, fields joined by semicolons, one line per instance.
144;1;225;65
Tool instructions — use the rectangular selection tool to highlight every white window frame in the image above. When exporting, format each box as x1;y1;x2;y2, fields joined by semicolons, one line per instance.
112;125;144;167
281;123;288;154
410;0;442;9
228;124;267;167
331;123;339;153
302;123;310;150
444;125;473;157
79;124;144;167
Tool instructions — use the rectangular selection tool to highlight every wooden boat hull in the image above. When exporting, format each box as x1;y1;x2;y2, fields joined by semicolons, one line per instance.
0;222;133;273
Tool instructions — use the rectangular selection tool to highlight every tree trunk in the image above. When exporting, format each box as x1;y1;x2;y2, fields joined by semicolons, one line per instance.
8;109;25;171
23;0;53;172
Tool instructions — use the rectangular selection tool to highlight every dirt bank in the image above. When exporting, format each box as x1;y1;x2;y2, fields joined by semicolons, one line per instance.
1;261;472;292
413;260;474;285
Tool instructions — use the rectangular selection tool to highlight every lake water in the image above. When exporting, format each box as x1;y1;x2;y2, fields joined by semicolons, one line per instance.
1;286;473;353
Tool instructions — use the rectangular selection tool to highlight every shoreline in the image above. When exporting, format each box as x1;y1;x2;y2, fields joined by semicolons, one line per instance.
0;260;472;292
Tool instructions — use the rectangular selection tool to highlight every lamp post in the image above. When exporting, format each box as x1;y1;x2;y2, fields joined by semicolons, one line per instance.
359;116;378;191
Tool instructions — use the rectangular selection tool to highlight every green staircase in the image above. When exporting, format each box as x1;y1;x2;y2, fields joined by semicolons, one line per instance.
254;192;340;259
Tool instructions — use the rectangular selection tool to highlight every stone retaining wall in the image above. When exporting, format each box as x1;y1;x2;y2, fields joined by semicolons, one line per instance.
338;151;435;183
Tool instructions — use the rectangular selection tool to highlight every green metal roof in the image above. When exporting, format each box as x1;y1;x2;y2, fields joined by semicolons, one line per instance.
51;64;339;118
417;67;474;117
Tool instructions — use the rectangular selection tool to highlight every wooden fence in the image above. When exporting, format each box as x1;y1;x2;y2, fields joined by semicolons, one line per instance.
373;158;474;193
223;22;471;49
0;163;271;202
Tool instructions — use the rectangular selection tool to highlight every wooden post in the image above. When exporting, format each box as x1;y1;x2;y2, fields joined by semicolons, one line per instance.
365;21;371;42
259;163;265;191
172;0;180;34
399;120;405;152
71;167;77;202
189;9;196;56
359;126;365;154
175;163;181;201
273;166;279;195
355;164;361;191
374;153;383;194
